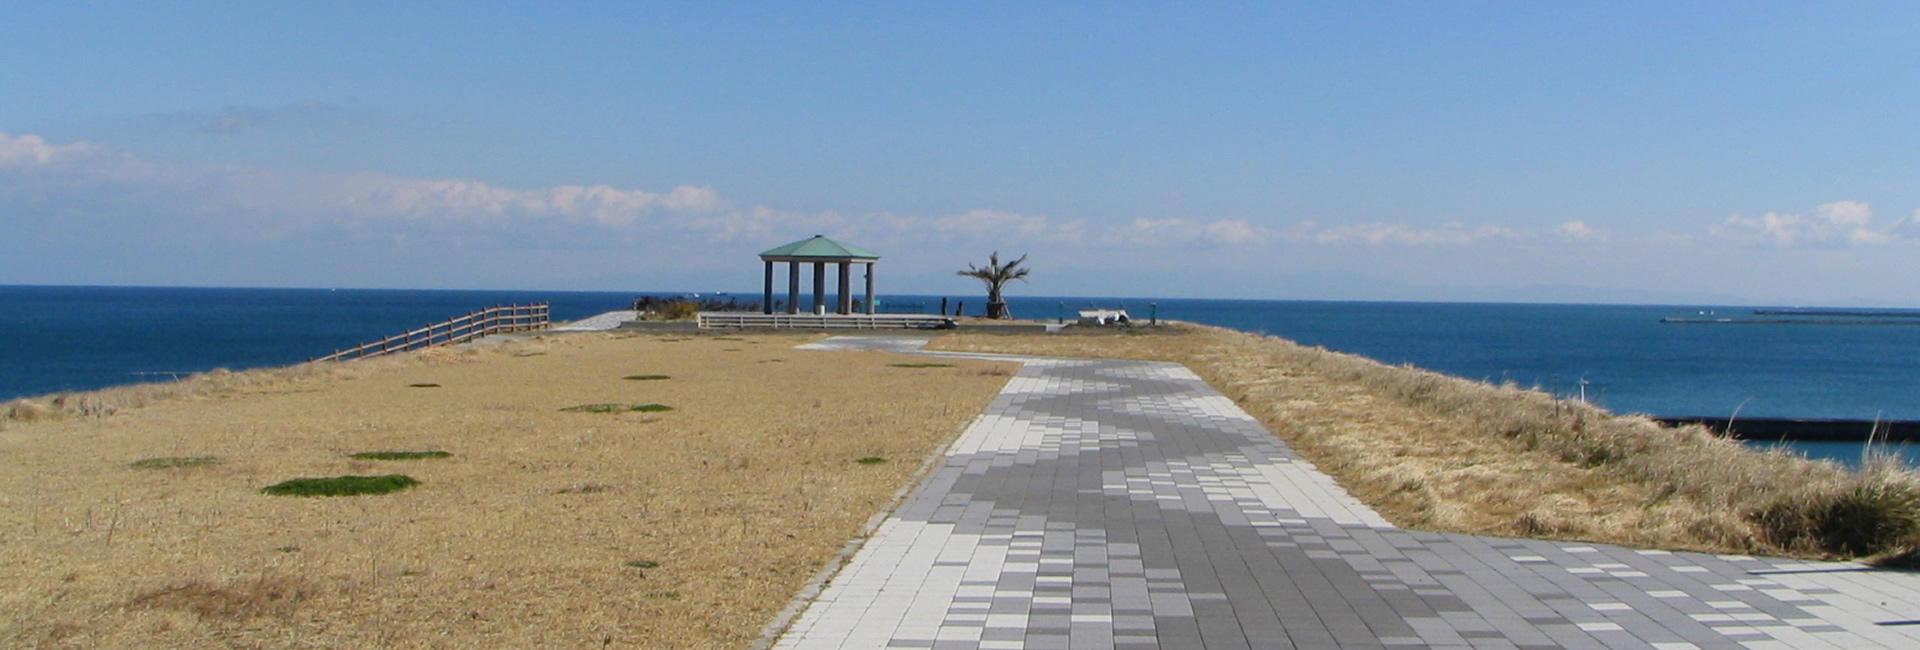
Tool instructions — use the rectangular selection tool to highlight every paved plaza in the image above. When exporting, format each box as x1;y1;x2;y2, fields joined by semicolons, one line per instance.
769;336;1920;649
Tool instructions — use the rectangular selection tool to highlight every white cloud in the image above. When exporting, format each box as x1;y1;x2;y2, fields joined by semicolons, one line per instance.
1555;220;1606;242
0;133;1617;255
1314;221;1518;245
349;178;723;226
1712;200;1906;247
1;132;727;235
1104;217;1273;246
23;130;1920;303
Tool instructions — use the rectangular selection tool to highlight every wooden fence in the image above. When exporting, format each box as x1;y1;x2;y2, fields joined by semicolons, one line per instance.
314;303;550;362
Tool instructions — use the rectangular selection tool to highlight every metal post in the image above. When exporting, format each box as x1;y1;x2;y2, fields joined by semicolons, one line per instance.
837;261;852;314
1150;302;1158;326
763;261;775;315
864;262;876;315
812;262;827;315
787;261;801;314
1058;302;1065;324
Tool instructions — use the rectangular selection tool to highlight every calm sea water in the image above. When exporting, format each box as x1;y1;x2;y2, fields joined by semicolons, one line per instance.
7;286;1917;465
0;286;640;400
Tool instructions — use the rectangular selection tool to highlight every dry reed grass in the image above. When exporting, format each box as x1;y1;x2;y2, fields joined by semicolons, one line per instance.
928;324;1920;560
0;332;1014;648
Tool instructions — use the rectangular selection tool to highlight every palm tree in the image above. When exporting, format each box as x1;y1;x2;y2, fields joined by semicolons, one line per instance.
957;252;1029;319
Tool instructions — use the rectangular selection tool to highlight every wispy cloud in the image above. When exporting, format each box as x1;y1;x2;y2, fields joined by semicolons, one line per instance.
0;133;1632;252
1710;200;1910;247
1554;220;1607;242
13;130;1920;295
1312;221;1519;245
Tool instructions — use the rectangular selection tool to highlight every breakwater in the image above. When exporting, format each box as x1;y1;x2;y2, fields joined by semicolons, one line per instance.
1653;416;1920;443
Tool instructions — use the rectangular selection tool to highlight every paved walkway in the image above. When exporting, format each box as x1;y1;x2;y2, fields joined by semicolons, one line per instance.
550;310;639;331
771;336;1920;649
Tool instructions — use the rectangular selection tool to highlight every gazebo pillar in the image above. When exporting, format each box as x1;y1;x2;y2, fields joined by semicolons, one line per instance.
836;262;852;314
811;262;827;314
787;261;801;314
864;263;876;314
762;260;775;314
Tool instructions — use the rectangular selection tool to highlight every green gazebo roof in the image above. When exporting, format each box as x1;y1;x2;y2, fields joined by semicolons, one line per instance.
758;235;879;262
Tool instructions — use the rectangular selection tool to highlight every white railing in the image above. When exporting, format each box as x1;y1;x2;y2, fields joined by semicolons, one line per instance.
697;312;956;329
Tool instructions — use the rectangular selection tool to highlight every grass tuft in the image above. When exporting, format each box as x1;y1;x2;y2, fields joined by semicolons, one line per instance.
407;383;441;388
347;450;451;461
624;559;660;569
556;482;616;494
560;403;673;413
124;578;313;619
129;456;222;470
622;375;671;381
855;456;887;465
1755;466;1920;557
260;474;420;497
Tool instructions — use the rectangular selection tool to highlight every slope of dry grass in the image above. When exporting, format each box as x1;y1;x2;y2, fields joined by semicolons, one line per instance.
0;332;1014;649
928;324;1920;560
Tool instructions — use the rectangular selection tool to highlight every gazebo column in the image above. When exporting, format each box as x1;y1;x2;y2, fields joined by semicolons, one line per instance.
836;262;852;314
864;263;875;314
762;261;775;315
811;262;827;315
786;261;800;314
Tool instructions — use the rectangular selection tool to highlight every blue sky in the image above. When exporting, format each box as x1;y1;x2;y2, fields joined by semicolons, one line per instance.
5;2;1920;305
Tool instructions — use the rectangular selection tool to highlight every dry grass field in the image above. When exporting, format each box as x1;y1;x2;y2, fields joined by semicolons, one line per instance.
930;324;1920;562
0;332;1014;649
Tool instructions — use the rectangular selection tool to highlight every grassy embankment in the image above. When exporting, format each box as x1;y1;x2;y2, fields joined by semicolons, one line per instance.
929;323;1920;564
0;332;1015;649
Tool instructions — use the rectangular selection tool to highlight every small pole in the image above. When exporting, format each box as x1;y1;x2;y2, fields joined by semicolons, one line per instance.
1057;302;1065;324
1150;302;1158;326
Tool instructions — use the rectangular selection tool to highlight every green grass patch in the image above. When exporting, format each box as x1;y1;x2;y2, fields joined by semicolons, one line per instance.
348;450;451;461
888;363;956;368
560;403;674;414
260;474;420;497
130;456;222;470
856;456;887;465
622;374;671;381
644;591;681;600
624;559;660;569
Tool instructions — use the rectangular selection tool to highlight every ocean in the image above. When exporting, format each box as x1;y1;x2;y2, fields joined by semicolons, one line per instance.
6;286;1917;464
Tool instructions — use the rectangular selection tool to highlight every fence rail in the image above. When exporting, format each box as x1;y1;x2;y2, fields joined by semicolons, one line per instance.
314;303;550;362
697;312;955;329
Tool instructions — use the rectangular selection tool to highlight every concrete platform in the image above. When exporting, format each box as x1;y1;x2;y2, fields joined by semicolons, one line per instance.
768;336;1920;649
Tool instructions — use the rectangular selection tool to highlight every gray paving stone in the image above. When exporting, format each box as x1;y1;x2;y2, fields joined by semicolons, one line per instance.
771;336;1920;649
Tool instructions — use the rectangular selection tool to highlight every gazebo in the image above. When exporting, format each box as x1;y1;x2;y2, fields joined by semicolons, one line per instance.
758;235;880;315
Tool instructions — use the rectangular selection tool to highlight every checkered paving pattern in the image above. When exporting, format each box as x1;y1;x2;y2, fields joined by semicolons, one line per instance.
773;336;1920;649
